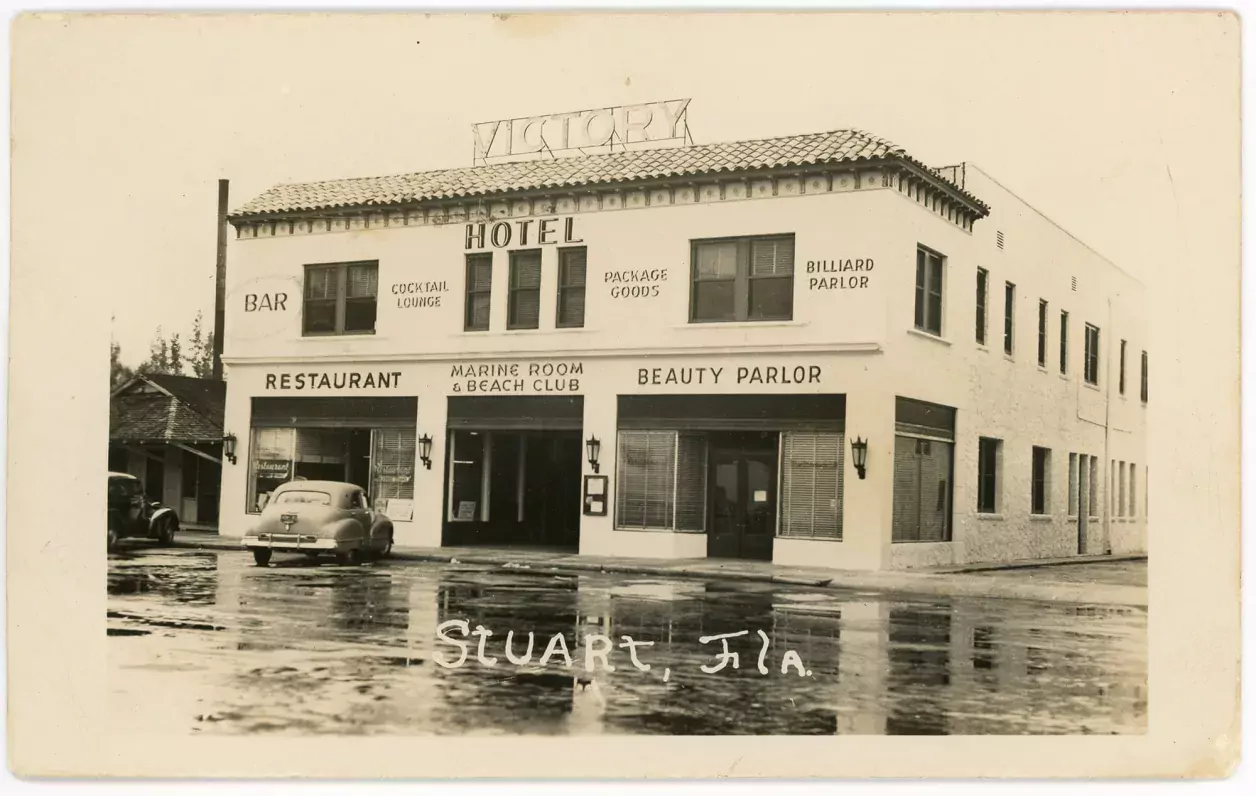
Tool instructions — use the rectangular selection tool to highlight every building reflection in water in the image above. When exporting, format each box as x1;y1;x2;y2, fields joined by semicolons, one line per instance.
885;606;952;735
203;564;1146;736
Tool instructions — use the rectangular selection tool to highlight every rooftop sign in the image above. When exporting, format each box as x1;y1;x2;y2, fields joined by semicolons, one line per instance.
472;98;691;165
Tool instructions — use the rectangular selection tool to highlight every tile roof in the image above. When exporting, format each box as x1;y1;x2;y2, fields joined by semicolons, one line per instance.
109;375;225;444
231;128;988;218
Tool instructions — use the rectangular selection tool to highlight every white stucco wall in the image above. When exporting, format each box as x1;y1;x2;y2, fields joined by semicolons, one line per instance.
217;165;1147;569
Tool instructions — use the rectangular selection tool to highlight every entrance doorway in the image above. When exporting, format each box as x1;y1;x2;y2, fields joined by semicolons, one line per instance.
443;429;582;550
707;431;778;561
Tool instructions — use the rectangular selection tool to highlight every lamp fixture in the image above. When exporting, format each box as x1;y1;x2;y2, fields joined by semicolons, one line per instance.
222;432;238;465
851;437;868;480
418;434;434;470
586;435;601;474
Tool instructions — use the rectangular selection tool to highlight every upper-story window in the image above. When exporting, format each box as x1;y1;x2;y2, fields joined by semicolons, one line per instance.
1003;281;1016;355
464;253;493;332
1037;299;1049;367
1141;350;1149;402
1119;339;1128;395
1084;323;1101;385
914;246;945;336
975;267;988;345
690;234;795;323
303;261;378;336
1059;310;1070;374
507;250;542;330
557;247;587;328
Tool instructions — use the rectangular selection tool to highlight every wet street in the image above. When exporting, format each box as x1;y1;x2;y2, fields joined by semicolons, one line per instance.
107;547;1147;736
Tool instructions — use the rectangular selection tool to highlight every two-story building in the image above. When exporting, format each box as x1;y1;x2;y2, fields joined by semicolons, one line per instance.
220;127;1148;571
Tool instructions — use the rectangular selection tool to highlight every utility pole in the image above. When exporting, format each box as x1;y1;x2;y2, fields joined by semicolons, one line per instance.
212;179;228;381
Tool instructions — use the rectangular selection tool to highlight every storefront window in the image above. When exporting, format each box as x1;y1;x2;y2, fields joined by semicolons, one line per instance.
247;425;415;513
615;431;707;532
248;427;295;512
779;432;844;540
371;428;416;504
892;435;954;542
448;430;487;521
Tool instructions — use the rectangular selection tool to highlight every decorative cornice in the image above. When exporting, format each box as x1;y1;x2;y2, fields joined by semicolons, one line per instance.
231;161;983;242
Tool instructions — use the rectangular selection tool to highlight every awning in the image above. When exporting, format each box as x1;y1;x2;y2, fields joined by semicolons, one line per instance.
446;396;584;431
250;397;418;429
617;394;846;431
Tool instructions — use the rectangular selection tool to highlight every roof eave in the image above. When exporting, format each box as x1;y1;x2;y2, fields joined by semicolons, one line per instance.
228;154;988;224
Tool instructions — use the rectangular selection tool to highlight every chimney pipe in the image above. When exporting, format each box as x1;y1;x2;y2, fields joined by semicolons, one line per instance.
212;179;228;382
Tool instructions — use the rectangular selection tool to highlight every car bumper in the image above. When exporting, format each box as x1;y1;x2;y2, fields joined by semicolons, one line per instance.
241;534;361;552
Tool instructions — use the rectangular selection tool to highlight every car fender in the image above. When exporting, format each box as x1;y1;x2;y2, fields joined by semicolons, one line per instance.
327;518;366;542
148;506;178;531
370;516;394;542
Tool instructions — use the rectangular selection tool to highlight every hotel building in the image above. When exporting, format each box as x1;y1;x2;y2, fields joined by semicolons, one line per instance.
220;126;1148;570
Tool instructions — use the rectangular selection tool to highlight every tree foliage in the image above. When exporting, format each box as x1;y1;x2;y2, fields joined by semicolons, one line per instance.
112;310;218;388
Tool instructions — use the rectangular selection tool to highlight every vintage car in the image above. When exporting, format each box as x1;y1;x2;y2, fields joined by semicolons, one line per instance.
107;471;179;551
241;480;395;566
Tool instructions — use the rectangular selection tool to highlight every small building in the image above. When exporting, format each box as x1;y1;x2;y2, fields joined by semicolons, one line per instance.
109;373;226;531
219;125;1148;570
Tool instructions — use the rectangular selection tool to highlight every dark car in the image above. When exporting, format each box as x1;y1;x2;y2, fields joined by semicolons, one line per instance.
107;471;179;551
242;480;394;567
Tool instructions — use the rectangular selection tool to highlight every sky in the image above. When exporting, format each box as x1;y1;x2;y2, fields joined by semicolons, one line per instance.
12;11;1231;368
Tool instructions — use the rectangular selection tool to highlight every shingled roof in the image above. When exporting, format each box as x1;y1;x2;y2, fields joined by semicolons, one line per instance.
110;374;225;445
230;128;988;219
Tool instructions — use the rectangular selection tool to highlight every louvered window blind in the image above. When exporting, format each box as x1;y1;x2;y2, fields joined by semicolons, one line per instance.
464;253;493;331
691;234;794;322
615;431;707;531
371;428;416;501
557;247;587;328
779;432;844;540
508;250;542;329
892;435;954;542
303;261;378;335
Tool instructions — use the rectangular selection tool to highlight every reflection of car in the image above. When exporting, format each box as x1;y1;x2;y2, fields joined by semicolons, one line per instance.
241;480;394;567
107;471;179;551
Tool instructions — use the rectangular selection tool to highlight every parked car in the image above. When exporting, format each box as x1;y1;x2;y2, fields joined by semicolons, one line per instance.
107;471;179;551
241;480;395;567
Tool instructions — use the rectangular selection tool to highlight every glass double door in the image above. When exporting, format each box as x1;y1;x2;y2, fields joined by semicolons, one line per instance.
707;432;778;561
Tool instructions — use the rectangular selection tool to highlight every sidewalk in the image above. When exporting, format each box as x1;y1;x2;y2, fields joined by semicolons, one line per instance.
174;531;1147;608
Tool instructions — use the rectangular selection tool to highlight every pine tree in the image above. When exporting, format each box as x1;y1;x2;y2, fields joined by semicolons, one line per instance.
146;326;170;373
169;333;183;375
110;338;135;388
187;310;216;379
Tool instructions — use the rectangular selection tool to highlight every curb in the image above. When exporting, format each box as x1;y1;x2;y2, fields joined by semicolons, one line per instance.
171;537;1146;608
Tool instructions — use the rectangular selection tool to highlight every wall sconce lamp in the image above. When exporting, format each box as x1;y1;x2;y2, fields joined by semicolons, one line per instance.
851;437;869;480
222;433;238;465
418;434;434;470
586;435;602;474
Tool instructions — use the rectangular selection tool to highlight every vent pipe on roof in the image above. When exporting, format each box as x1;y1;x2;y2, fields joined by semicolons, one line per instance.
212;179;228;382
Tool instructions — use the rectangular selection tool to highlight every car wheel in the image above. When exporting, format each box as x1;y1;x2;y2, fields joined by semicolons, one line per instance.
337;548;363;566
156;516;177;546
252;549;272;567
379;534;393;559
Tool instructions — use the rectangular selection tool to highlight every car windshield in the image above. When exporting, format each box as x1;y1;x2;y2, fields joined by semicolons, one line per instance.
273;490;332;506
